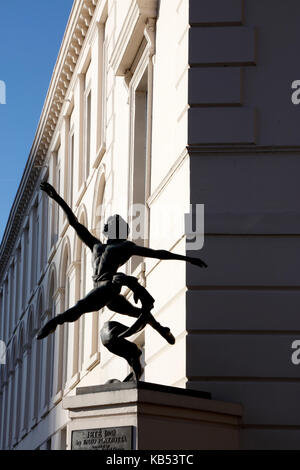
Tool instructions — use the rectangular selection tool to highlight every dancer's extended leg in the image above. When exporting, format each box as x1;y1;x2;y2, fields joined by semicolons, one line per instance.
37;282;119;340
107;295;175;345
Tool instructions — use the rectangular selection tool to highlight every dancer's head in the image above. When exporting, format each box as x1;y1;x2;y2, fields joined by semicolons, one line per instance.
103;214;129;240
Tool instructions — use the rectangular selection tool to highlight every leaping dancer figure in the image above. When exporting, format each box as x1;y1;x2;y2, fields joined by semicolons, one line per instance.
37;182;207;381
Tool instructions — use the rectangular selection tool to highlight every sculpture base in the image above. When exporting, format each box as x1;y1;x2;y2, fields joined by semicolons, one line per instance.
62;381;242;450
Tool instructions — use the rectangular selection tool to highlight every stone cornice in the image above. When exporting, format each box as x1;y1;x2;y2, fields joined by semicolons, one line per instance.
0;0;99;283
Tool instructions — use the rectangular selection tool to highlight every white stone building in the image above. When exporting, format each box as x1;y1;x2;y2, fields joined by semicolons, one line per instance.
0;0;191;450
1;0;300;450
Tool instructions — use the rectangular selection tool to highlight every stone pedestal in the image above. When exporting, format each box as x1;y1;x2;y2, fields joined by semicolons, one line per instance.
62;381;242;450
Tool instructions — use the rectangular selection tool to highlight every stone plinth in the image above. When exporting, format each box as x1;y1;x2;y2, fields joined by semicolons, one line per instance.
62;381;242;450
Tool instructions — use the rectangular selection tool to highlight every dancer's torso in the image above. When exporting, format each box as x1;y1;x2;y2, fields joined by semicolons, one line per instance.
92;240;134;283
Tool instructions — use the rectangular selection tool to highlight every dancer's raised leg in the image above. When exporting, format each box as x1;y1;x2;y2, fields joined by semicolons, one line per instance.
37;282;118;340
107;295;175;345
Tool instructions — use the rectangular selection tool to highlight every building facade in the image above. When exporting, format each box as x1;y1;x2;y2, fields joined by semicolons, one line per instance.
0;0;300;450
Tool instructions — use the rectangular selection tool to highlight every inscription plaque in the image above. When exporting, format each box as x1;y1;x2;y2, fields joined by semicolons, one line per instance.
71;426;133;450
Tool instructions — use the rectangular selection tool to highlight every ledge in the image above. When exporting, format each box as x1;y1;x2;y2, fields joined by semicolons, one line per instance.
75;380;211;399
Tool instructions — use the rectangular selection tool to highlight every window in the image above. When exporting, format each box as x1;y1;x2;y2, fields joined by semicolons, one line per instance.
131;68;149;273
68;131;74;207
128;41;154;275
31;203;38;290
22;226;29;305
78;241;86;371
85;89;92;179
51;148;61;247
41;170;49;270
133;68;148;211
44;277;55;409
79;62;92;189
59;246;70;391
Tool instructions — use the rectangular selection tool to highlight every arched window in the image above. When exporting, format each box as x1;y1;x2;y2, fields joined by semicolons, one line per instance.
44;272;55;406
79;240;87;367
7;340;17;448
14;325;24;444
0;367;3;446
22;309;34;433
0;348;9;449
58;241;71;390
33;293;43;422
90;170;106;359
74;209;88;374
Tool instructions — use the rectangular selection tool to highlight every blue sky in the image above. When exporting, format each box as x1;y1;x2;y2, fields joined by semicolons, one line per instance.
0;0;74;241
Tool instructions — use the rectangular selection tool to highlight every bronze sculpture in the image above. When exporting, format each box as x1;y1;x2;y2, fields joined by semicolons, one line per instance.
37;182;207;381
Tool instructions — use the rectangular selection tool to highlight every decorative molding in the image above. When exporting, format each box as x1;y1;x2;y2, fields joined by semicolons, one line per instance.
124;69;133;89
144;18;156;57
93;142;106;169
53;287;65;302
75;181;87;208
83;351;100;371
64;372;80;392
0;0;100;283
41;308;52;322
110;0;158;76
67;261;81;277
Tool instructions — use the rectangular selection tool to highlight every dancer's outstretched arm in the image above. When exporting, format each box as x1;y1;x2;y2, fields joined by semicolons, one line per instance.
40;182;100;250
131;244;207;268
